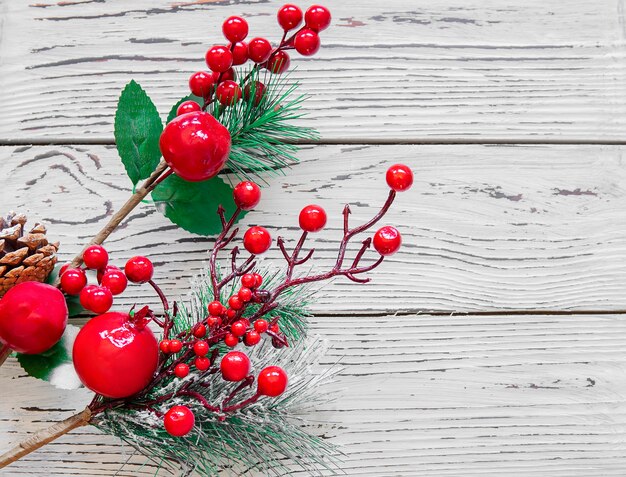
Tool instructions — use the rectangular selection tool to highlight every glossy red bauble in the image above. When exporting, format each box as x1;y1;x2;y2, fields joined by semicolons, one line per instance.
257;366;288;397
223;16;249;43
243;81;266;106
277;4;303;31
206;45;233;73
83;244;108;270
176;100;201;116
0;282;68;354
299;204;327;232
73;312;159;398
386;164;414;192
248;37;272;63
230;41;248;65
216;80;242;106
159;111;231;182
220;351;251;381
305;5;331;32
233;181;261;210
294;29;320;56
124;256;154;284
80;285;113;314
373;226;402;256
243;226;272;255
60;267;87;295
267;51;290;74
101;268;128;295
164;405;195;437
188;71;215;99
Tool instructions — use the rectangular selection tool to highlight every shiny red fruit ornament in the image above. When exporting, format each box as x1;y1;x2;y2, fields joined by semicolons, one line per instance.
230;41;248;65
195;356;210;371
215;68;236;83
224;333;238;347
241;273;256;289
222;16;248;43
176;100;201;116
83;244;108;270
80;285;113;314
60;268;87;295
220;351;251;381
386;164;413;192
193;340;209;356
244;330;261;346
208;300;224;316
248;37;272;63
299;204;327;232
101;268;128;295
277;4;303;31
205;45;233;73
243;226;272;254
174;363;190;378
216;80;242;106
73;311;159;398
189;71;215;98
305;5;331;32
233;181;261;210
124;256;154;284
257;366;288;397
164;405;195;437
243;81;266;106
254;319;268;333
373;225;402;256
159;111;231;182
294;29;320;56
0;282;68;354
267;51;290;74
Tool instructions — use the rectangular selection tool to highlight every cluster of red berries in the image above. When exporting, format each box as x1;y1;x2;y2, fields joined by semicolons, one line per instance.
59;245;154;314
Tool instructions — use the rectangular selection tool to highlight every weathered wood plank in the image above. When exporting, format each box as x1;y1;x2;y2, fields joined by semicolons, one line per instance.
1;0;626;142
1;313;625;476
2;144;626;313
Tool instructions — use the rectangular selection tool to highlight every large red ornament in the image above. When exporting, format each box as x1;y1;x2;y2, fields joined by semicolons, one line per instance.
159;112;231;182
73;312;159;398
0;282;68;354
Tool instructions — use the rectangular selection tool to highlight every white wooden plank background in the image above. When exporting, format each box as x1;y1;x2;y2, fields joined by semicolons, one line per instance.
2;0;626;476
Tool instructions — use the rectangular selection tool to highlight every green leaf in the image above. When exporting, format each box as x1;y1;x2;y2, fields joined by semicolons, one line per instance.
17;325;83;390
151;174;245;236
114;80;163;185
166;94;203;124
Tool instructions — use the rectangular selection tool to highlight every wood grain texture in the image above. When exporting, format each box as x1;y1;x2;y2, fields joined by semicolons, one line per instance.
2;0;626;142
1;313;625;476
3;144;626;313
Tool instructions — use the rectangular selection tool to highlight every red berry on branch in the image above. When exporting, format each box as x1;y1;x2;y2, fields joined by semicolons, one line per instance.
208;301;223;316
241;273;256;289
233;181;261;210
214;68;236;83
230;41;248;65
386;164;414;192
244;330;261;346
223;16;249;43
101;268;128;296
59;263;70;277
243;81;266;106
257;366;288;397
60;267;87;295
176;100;201;116
238;287;252;302
220;350;250;381
124;256;154;284
97;265;119;284
224;333;239;347
243;226;272;255
174;362;190;378
207;316;221;327
305;5;331;32
0;282;68;354
254;319;269;333
216;80;242;106
188;71;215;99
299;204;327;232
205;45;233;73
193;323;207;338
195;356;210;371
253;273;263;288
226;308;236;320
159;111;231;182
169;339;183;353
267;51;290;74
159;339;171;353
228;295;243;310
269;323;279;334
373;226;402;256
193;340;209;356
277;4;303;31
73;312;159;398
83;244;108;270
79;285;111;314
248;37;272;63
231;320;247;337
164;405;195;437
294;28;320;56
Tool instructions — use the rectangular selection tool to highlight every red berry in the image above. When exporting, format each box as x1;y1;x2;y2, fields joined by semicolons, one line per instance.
223;16;248;43
159;111;231;182
228;295;243;310
257;366;288;396
244;330;261;346
243;81;266;106
233;181;261;210
230;41;248;65
83;244;108;270
226;308;237;320
195;356;210;371
277;4;303;30
188;71;215;98
241;273;256;288
206;45;233;73
305;5;331;32
294;28;320;56
164;405;195;437
176;100;201;116
59;263;70;277
373;226;402;256
207;316;222;327
73;312;158;398
254;319;269;333
208;301;223;316
231;320;247;337
193;323;207;338
386;164;414;192
216;80;242;106
124;256;154;284
224;333;239;347
238;287;252;302
60;267;87;295
97;264;119;284
101;269;128;296
169;339;183;353
159;339;171;353
248;37;272;63
0;282;68;354
214;68;236;83
220;350;250;381
299;204;327;232
243;226;272;254
267;51;290;74
193;340;209;356
253;273;263;288
80;285;113;314
174;363;190;378
269;323;279;334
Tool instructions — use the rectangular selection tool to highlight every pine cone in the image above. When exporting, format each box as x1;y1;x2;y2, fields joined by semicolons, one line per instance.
0;212;59;298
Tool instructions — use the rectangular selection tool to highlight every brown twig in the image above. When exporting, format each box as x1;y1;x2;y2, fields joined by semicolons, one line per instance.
0;344;11;368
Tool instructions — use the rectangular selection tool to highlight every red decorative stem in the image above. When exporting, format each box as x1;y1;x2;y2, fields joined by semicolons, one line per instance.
0;344;11;367
222;391;261;413
209;205;243;301
149;280;169;312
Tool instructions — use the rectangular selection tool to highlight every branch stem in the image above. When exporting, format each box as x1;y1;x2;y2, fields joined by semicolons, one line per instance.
0;344;11;368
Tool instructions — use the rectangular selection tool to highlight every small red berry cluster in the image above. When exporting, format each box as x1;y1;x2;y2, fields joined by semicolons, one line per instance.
183;4;331;110
59;247;154;315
